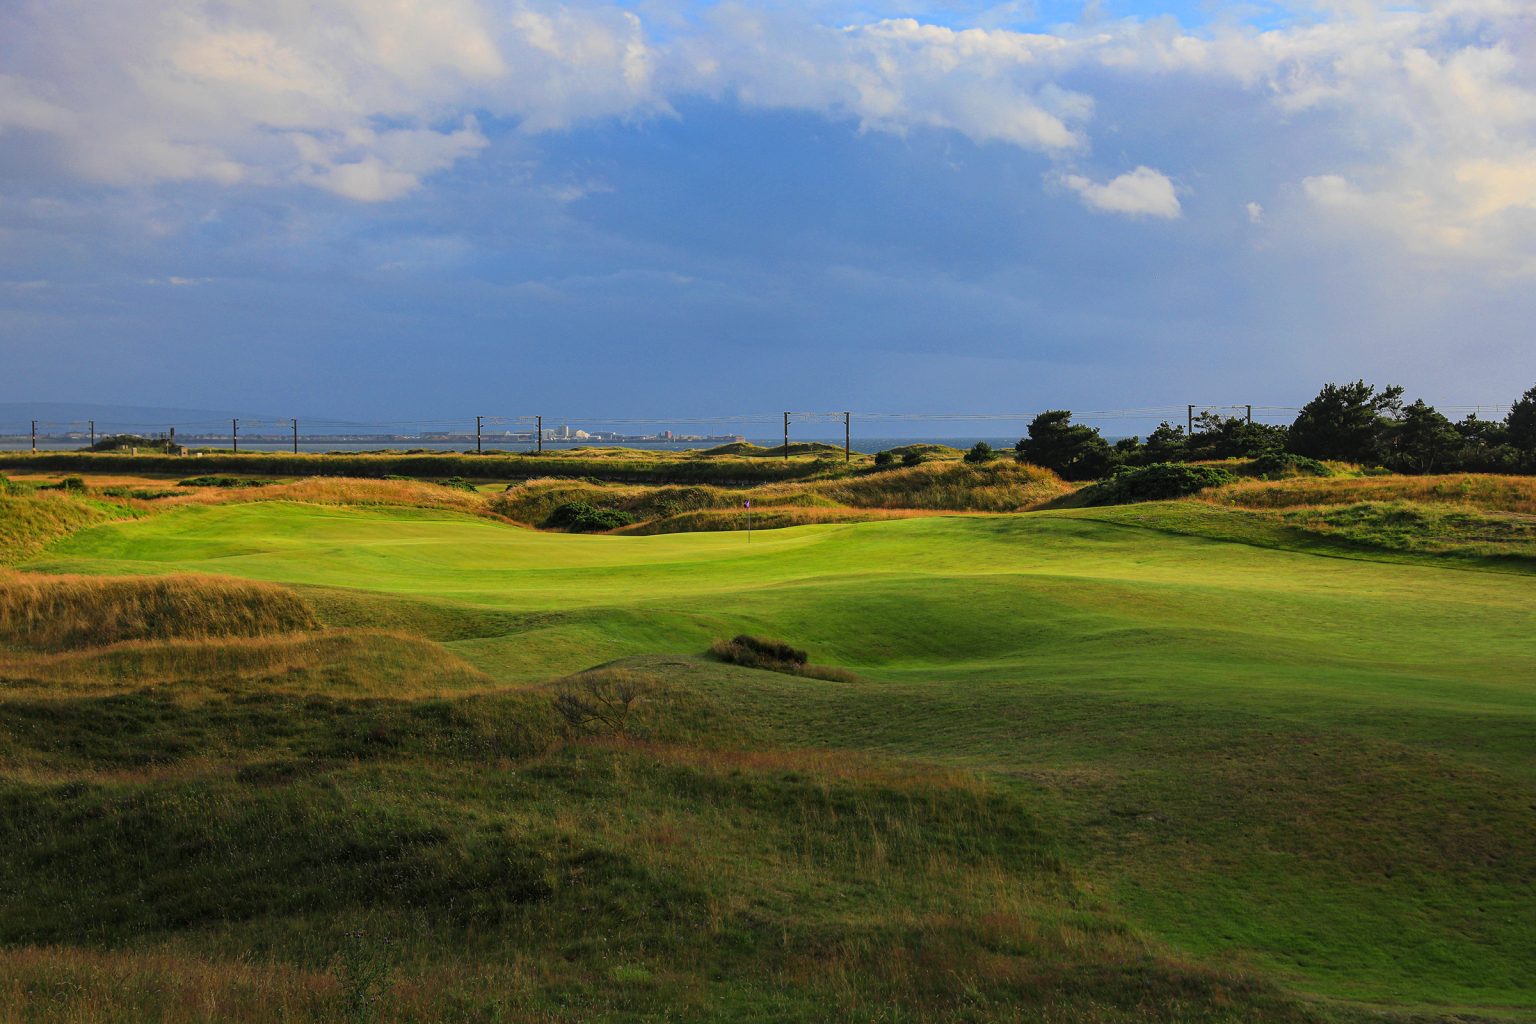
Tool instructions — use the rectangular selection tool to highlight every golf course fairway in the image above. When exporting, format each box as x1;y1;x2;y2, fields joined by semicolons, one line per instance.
18;498;1536;1016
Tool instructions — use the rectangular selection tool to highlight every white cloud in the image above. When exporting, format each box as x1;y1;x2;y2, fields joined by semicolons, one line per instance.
0;0;1534;268
1060;166;1182;219
1246;202;1264;224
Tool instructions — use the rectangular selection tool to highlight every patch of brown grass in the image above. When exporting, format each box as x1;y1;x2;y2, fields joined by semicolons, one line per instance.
1210;473;1536;514
0;571;319;651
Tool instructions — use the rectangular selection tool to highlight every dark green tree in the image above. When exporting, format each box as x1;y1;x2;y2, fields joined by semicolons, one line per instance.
1382;400;1461;473
1287;380;1404;463
1187;413;1286;460
964;441;993;464
1142;422;1188;463
1015;411;1116;481
1506;384;1536;456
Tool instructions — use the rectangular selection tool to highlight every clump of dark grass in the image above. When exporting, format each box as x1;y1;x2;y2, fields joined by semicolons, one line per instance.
709;635;858;682
178;475;280;488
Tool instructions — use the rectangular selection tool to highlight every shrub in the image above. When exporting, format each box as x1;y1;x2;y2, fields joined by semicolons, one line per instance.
901;450;923;468
963;441;993;464
178;475;277;488
1085;463;1235;505
553;670;653;738
710;634;808;671
546;501;636;532
38;476;86;492
439;476;478;492
1247;452;1331;479
873;450;896;469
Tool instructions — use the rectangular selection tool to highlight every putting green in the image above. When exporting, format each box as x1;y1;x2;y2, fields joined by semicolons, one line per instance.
23;499;1536;1012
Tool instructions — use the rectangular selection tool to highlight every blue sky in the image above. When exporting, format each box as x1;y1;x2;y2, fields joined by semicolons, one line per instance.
2;0;1534;432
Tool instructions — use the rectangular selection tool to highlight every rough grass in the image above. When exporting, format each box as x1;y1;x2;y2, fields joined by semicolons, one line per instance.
0;571;319;651
0;492;128;566
489;461;1071;534
1278;501;1536;561
0;629;494;697
1212;472;1536;514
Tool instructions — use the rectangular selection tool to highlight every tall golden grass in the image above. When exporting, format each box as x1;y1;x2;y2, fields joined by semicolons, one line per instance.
0;571;320;651
815;460;1069;512
1211;473;1536;514
0;491;124;565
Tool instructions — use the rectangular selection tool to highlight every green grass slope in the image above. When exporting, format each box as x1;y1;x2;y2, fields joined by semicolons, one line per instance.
5;499;1535;1020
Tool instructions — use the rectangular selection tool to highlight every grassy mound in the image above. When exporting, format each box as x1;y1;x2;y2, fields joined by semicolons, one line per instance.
1279;500;1536;562
0;572;320;651
0;629;495;697
1212;472;1536;514
821;459;1069;511
0;491;129;565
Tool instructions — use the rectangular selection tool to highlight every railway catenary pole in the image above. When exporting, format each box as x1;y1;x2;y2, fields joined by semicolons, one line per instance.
783;412;789;461
30;420;36;453
1187;405;1194;434
292;419;299;454
844;412;850;464
89;420;94;447
476;415;483;454
536;415;542;454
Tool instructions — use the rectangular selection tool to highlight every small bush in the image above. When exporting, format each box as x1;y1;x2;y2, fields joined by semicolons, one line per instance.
439;476;478;492
711;634;807;669
1085;463;1236;505
711;635;859;681
178;475;277;488
546;501;636;532
38;476;86;492
873;450;896;469
99;486;185;500
901;450;924;467
963;442;993;464
1247;452;1332;479
553;670;653;738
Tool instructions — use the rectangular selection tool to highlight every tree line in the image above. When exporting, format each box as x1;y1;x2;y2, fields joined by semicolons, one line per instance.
1011;381;1536;481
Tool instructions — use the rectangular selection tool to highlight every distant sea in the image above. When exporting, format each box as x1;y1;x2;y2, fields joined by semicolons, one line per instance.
0;437;1032;455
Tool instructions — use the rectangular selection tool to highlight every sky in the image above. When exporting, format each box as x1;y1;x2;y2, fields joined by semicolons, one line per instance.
1;0;1534;433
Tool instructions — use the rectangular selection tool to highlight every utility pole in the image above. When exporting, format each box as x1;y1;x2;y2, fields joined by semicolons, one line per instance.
30;420;36;453
783;412;790;461
476;415;483;454
536;415;542;454
1187;405;1194;434
89;420;95;447
844;412;850;464
1246;404;1253;425
232;419;238;454
291;419;298;454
